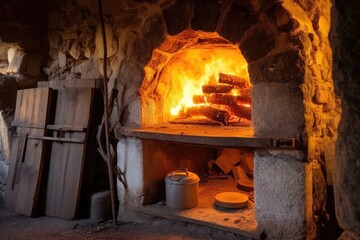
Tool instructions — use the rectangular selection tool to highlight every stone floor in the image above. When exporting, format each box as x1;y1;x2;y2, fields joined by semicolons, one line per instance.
0;198;252;240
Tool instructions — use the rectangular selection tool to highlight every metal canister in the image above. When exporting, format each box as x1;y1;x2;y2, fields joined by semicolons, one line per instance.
165;168;200;209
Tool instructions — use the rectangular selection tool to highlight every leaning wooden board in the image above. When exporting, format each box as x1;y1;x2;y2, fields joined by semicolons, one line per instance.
44;88;93;219
5;88;52;216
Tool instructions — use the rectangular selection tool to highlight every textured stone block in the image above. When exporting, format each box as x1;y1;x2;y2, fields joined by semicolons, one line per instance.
252;82;304;137
117;137;145;221
218;1;256;43
0;76;17;109
191;0;220;32
240;27;276;63
95;22;118;59
254;150;312;239
248;49;305;84
162;0;191;35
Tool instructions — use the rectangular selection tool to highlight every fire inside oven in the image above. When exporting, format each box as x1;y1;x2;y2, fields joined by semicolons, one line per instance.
140;30;252;127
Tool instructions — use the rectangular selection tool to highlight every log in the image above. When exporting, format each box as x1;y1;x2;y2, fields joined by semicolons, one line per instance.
193;94;251;105
236;95;251;104
232;165;254;192
192;95;207;104
230;104;252;120
202;84;233;94
214;149;242;174
186;106;230;125
239;152;254;178
218;73;249;88
236;88;251;98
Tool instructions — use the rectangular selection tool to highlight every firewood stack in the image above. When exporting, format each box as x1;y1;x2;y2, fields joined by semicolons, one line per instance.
207;149;254;194
181;73;251;125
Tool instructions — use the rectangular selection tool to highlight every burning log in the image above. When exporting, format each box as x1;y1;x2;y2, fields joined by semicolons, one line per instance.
238;88;251;98
230;104;252;120
202;84;233;94
186;106;230;125
193;94;251;105
237;95;251;104
192;95;207;104
218;73;249;88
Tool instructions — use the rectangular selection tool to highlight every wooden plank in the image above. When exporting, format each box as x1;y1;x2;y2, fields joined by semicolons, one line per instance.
46;124;86;132
116;125;299;149
27;135;85;143
37;79;101;89
12;121;45;129
5;88;52;216
44;88;93;219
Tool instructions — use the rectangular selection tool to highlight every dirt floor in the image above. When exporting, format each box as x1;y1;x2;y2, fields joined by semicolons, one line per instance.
0;198;253;240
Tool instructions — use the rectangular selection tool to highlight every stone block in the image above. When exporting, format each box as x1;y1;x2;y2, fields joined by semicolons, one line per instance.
0;42;11;61
16;76;38;89
58;51;67;68
72;58;100;79
49;33;61;49
19;52;42;77
335;106;360;234
7;49;25;74
218;1;257;43
313;85;328;104
62;29;78;40
252;82;304;137
0;160;9;198
8;48;42;77
125;98;141;128
0;108;14;165
7;46;18;63
95;22;118;59
0;76;17;109
141;14;166;52
248;49;305;84
240;27;276;63
69;40;81;60
191;0;220;32
162;0;191;35
117;137;145;221
141;97;156;126
254;150;312;239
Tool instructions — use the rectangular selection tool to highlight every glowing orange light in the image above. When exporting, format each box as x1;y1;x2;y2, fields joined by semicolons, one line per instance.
169;52;250;117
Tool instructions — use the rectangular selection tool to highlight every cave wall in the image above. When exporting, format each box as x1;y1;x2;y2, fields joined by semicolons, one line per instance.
331;0;360;238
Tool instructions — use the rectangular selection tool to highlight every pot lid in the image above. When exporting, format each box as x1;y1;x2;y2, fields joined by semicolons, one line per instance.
166;168;200;184
215;192;249;209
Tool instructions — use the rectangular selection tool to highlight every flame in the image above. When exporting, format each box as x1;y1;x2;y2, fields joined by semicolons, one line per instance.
169;53;250;117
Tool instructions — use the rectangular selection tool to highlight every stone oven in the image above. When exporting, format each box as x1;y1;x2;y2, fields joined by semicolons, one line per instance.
111;1;340;239
2;0;355;239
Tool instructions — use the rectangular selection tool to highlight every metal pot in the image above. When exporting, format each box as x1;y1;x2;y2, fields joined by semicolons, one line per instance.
165;168;200;209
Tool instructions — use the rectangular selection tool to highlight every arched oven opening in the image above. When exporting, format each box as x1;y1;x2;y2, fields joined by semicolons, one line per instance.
140;30;252;127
